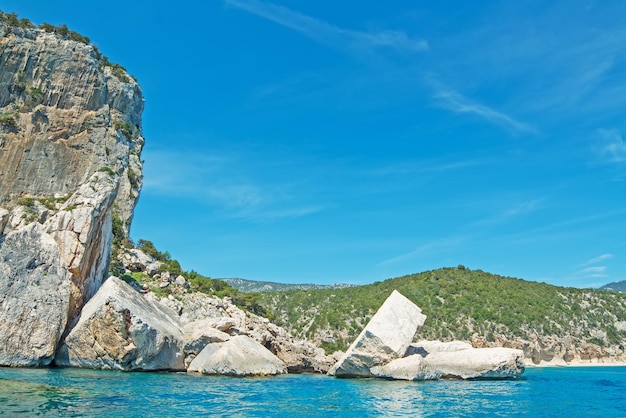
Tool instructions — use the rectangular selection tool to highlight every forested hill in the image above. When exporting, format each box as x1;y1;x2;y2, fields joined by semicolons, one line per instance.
600;280;626;292
258;267;626;355
221;278;354;293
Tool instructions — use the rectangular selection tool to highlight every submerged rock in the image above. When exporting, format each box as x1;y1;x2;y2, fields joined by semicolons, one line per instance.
187;335;287;377
56;276;185;371
329;290;427;377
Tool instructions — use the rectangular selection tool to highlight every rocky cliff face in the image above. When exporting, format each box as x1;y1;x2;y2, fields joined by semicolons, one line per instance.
0;18;144;366
0;21;144;231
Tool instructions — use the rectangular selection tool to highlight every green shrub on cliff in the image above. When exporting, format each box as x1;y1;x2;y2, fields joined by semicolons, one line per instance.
0;112;17;127
0;11;33;28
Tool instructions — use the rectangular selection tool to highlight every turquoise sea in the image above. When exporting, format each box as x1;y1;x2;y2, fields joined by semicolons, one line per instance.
0;366;624;417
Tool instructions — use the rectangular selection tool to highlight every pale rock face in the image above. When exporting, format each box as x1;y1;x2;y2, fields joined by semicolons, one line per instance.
187;335;287;377
372;347;525;380
56;276;185;371
423;347;525;379
406;340;473;357
0;171;118;366
329;290;427;377
0;22;144;233
44;171;118;322
183;320;232;358
0;223;71;366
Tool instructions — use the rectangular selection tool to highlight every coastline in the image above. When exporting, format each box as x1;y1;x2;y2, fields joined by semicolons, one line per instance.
526;360;626;368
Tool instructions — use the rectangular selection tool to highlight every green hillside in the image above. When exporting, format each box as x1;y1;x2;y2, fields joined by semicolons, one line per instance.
258;267;626;353
600;280;626;292
221;278;354;293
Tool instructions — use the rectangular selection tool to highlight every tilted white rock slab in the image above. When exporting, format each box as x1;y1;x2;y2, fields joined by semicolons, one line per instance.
329;290;426;377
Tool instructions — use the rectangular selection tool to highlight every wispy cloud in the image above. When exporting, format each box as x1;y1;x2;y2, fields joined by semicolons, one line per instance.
481;208;626;247
432;85;535;134
142;149;325;221
501;199;543;218
379;237;465;266
597;129;626;163
581;266;607;274
224;0;428;54
578;265;608;279
367;156;497;177
584;253;613;265
473;198;543;227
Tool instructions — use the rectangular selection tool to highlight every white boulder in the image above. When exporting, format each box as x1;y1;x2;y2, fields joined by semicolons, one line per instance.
372;347;525;380
187;335;287;377
405;340;473;357
183;320;232;356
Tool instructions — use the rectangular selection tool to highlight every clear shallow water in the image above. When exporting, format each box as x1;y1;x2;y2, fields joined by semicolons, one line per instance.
0;367;625;417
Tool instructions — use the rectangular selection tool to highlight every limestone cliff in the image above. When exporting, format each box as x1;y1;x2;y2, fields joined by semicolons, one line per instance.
0;15;144;366
0;20;144;231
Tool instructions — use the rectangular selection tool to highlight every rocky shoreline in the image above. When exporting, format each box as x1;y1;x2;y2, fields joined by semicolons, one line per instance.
50;269;527;380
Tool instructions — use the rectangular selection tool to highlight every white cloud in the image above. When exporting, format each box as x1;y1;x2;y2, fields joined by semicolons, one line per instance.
379;237;465;266
585;253;613;265
581;266;607;274
366;156;498;177
501;199;543;218
597;129;626;163
142;149;325;221
431;86;535;134
224;0;428;54
473;198;543;227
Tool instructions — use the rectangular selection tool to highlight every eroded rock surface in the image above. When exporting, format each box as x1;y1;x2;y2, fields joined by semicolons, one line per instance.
187;335;287;377
56;276;185;371
0;223;70;366
0;171;118;366
372;345;525;380
0;22;144;229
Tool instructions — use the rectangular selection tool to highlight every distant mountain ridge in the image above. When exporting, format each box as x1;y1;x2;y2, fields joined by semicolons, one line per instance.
600;280;626;292
220;278;355;293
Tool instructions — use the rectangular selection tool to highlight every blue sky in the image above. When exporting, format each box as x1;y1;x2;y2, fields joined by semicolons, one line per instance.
5;1;626;287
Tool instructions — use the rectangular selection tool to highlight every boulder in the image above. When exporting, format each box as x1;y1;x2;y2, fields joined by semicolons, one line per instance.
372;347;525;380
123;249;161;276
183;320;232;356
55;276;185;371
187;335;287;377
328;290;426;377
176;292;334;373
405;340;473;357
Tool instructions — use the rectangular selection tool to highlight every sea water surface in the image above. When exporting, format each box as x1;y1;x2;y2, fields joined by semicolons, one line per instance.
0;366;625;417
